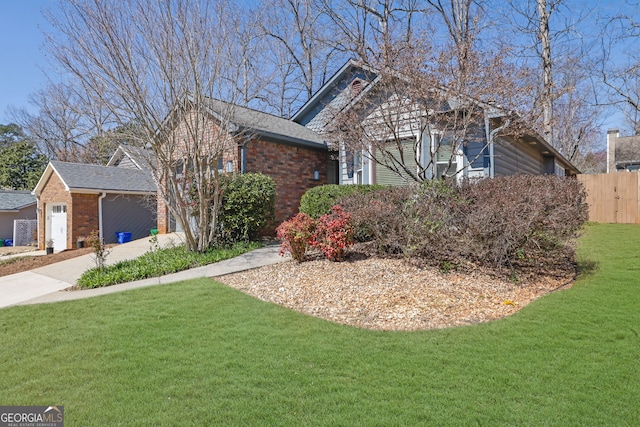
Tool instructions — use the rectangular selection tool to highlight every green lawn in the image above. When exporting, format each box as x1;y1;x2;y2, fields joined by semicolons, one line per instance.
0;224;638;426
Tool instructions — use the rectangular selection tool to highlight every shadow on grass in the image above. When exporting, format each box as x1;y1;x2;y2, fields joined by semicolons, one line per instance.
576;257;598;279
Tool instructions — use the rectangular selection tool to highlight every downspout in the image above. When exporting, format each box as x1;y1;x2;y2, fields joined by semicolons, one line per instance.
98;192;107;241
484;113;495;179
241;138;248;173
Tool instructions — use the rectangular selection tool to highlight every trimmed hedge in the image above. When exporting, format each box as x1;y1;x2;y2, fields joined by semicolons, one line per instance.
299;184;386;218
218;173;276;243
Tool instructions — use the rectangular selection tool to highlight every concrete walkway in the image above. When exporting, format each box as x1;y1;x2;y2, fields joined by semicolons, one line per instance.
0;233;285;309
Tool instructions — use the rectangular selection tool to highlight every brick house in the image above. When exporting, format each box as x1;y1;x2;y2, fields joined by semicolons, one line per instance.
32;160;157;251
156;97;335;234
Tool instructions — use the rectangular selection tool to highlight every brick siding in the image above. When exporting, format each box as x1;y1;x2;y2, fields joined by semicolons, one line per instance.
245;139;328;225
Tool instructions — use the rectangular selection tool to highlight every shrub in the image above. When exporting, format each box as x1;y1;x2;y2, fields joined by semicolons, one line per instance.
276;213;315;262
312;205;354;261
401;179;470;264
339;186;412;253
299;184;386;218
461;174;588;269
218;173;276;243
337;175;588;275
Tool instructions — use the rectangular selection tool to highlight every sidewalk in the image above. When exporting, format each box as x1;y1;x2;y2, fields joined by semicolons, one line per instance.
0;234;285;309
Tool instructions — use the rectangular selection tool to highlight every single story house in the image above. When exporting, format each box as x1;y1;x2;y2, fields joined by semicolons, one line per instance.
292;60;579;185
607;128;640;172
0;190;37;245
156;96;334;233
32;160;157;251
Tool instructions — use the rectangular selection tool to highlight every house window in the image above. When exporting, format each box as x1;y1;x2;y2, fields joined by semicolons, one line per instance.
354;153;363;184
52;205;67;214
433;133;458;178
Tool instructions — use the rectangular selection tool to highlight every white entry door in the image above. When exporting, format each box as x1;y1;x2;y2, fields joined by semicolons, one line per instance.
50;205;67;251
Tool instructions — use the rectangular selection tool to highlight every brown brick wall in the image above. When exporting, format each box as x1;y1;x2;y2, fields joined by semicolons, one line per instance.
37;171;100;249
71;193;100;243
245;139;328;225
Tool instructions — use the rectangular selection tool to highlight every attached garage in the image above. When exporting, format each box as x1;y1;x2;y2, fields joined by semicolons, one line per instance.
33;161;157;251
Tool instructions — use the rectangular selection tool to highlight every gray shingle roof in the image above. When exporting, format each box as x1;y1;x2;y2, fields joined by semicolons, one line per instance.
199;97;326;148
51;161;156;193
0;190;36;211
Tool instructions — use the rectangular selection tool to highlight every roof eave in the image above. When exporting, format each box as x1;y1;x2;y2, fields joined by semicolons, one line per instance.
291;60;362;123
68;188;157;195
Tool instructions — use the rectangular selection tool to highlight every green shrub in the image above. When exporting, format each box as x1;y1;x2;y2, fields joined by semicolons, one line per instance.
77;241;260;288
218;173;276;243
299;184;386;218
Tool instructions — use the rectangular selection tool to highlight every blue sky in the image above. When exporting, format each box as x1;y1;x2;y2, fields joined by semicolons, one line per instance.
0;0;632;130
0;0;53;124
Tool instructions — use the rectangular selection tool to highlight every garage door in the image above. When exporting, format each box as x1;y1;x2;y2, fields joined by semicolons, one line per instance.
50;204;67;251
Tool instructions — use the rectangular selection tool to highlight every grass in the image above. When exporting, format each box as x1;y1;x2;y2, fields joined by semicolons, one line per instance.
0;255;28;267
77;241;261;288
0;223;638;426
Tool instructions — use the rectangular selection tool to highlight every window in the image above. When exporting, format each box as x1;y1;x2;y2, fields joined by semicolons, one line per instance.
52;205;66;214
433;133;459;178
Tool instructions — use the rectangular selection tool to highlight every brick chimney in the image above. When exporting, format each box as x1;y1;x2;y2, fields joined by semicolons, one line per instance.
607;128;619;173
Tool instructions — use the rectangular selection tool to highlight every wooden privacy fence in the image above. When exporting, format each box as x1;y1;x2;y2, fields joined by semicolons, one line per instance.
577;173;640;224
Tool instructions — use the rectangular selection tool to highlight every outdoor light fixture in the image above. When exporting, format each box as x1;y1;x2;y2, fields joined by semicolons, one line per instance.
314;170;320;180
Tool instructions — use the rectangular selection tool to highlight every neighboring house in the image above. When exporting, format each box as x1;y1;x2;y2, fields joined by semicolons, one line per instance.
32;160;157;251
156;96;334;233
0;190;37;244
606;128;640;172
292;60;579;185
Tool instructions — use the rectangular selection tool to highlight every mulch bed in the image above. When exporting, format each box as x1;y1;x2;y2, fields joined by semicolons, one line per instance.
217;248;575;331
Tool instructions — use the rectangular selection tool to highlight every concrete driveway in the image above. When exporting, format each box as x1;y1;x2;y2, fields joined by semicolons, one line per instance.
0;233;183;308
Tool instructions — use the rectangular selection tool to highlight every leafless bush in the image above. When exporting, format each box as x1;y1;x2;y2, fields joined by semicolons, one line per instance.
339;175;588;275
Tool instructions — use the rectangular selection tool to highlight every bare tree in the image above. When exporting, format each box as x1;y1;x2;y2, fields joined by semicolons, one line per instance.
46;0;263;251
258;0;342;116
597;4;640;134
318;0;426;68
9;82;99;162
325;48;529;183
503;0;598;151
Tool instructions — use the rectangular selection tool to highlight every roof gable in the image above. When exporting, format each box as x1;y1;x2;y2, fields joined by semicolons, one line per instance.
107;144;156;169
291;60;378;131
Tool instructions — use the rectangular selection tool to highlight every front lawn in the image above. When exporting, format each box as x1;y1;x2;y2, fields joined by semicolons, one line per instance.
0;223;638;426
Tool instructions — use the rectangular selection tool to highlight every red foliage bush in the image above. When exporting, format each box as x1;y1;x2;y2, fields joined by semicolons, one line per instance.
277;206;355;262
311;205;355;261
276;213;315;262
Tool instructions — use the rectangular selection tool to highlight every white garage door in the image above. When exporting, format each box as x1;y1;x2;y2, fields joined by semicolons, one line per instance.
50;205;67;251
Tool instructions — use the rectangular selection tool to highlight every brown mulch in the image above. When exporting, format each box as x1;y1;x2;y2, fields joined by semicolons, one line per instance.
0;248;94;277
217;249;575;331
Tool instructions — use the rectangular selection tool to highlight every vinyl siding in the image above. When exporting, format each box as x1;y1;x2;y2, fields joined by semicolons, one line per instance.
374;142;418;186
0;207;37;241
493;137;544;176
